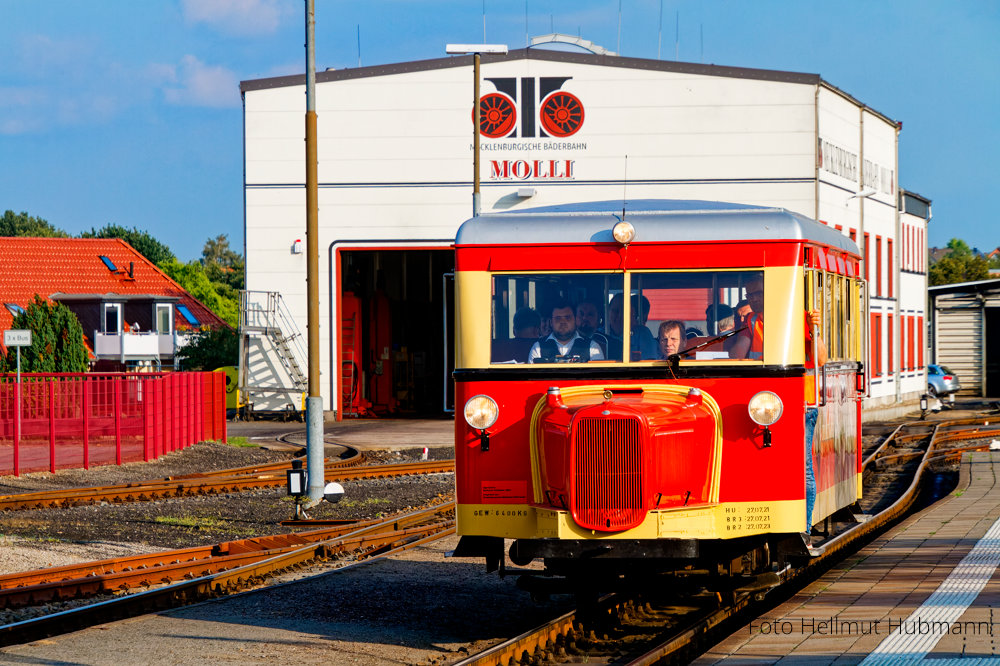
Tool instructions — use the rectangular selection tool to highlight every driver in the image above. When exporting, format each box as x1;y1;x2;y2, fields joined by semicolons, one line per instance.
529;299;605;363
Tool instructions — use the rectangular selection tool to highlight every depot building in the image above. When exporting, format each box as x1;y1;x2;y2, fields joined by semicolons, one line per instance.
239;36;930;420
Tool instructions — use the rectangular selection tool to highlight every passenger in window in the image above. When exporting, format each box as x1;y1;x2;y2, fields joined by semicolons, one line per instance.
607;294;659;361
529;299;605;363
657;320;685;359
731;277;766;359
491;307;541;363
575;299;609;356
705;304;735;335
734;299;751;330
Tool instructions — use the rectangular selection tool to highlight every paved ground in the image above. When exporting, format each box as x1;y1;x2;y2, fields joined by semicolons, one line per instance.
696;432;1000;663
228;416;455;453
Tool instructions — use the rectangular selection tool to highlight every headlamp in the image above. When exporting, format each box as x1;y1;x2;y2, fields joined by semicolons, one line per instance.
748;391;783;426
464;394;499;430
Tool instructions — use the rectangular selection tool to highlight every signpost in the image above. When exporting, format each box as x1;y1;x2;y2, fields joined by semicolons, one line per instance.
4;329;31;472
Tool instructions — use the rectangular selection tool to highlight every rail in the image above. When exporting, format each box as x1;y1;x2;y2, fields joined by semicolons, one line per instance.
0;503;455;646
0;456;455;511
456;416;1000;666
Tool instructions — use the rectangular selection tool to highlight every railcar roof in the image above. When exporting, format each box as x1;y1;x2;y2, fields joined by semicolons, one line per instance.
455;200;860;256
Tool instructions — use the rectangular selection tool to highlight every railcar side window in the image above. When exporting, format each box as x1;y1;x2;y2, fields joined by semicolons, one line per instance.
490;273;624;364
632;271;763;361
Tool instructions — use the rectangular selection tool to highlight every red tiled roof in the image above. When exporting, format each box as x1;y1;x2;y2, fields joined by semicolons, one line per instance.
0;237;228;338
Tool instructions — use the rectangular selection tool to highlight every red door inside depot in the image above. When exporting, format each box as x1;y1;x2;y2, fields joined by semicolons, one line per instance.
339;249;454;418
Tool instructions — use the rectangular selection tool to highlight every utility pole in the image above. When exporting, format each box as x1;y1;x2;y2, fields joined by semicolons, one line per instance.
304;0;324;503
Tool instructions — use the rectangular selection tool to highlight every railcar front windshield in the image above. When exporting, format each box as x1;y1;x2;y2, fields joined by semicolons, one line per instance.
489;270;763;364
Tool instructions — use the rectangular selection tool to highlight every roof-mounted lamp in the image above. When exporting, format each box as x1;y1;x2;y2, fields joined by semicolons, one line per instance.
612;220;636;245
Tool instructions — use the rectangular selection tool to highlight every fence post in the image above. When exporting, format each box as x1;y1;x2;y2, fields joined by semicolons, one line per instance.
167;374;175;453
217;372;227;443
48;380;56;473
114;375;122;465
197;372;205;443
142;377;151;462
156;375;163;458
187;373;194;448
82;376;90;470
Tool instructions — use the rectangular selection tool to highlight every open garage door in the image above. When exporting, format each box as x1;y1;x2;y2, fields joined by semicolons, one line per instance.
339;249;454;417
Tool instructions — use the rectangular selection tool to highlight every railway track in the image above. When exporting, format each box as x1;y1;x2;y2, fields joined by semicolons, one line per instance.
0;502;456;647
0;455;454;511
455;415;1000;666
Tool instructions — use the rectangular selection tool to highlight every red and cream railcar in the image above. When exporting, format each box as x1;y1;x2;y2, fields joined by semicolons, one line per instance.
452;200;865;586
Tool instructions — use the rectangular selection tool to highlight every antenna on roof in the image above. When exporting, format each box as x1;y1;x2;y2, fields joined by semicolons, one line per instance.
356;25;362;67
657;0;663;59
622;154;628;219
617;0;622;54
524;0;528;48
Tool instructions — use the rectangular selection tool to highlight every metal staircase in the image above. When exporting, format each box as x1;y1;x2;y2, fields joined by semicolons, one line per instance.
238;290;307;417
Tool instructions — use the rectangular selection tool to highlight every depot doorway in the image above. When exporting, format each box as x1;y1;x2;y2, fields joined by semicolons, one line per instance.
339;249;454;418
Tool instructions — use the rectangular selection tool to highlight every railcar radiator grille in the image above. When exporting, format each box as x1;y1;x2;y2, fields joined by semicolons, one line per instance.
572;417;643;531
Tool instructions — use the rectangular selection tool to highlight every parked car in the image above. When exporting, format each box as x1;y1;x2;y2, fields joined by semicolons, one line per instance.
928;364;961;404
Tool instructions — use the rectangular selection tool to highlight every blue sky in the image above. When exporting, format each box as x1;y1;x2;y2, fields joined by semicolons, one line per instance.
2;1;997;260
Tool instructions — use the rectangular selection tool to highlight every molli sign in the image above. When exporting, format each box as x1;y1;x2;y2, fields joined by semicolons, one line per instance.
477;75;585;182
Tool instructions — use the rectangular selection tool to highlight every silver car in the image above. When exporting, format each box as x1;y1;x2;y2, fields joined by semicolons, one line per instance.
927;364;961;403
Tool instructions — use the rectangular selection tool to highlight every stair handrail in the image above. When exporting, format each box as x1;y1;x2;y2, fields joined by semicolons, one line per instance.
239;290;308;387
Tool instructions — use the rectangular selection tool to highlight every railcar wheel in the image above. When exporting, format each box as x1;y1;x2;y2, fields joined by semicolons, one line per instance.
509;542;535;566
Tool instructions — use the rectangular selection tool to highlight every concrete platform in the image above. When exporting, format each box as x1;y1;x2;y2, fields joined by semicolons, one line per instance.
697;451;1000;664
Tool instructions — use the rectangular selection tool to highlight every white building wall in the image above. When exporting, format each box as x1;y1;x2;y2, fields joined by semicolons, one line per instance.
242;52;921;415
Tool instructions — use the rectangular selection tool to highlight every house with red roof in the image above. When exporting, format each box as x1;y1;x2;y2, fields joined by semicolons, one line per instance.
0;238;228;370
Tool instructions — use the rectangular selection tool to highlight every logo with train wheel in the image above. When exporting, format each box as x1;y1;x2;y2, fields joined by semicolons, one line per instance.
473;76;586;139
473;92;517;138
539;91;584;137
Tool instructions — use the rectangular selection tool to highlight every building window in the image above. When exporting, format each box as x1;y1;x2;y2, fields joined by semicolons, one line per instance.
4;303;25;317
176;304;200;327
875;236;882;297
156;304;173;333
917;316;924;367
99;255;118;272
864;232;870;284
907;315;915;371
871;312;882;376
103;303;122;334
887;314;894;374
887;239;894;297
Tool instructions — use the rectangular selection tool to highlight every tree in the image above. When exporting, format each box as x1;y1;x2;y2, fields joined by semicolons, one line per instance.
929;237;990;286
159;259;239;327
0;210;69;237
175;326;239;371
201;234;244;293
1;296;88;373
80;224;176;265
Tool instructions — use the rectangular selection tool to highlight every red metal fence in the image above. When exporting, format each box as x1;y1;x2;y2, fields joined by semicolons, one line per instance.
0;372;227;476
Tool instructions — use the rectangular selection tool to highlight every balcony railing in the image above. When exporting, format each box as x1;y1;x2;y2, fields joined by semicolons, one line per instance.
94;332;176;359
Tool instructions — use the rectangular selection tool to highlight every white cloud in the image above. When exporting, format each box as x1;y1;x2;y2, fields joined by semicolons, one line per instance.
181;0;289;36
161;55;240;108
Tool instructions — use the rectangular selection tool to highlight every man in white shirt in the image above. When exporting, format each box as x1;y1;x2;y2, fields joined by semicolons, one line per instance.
529;299;605;363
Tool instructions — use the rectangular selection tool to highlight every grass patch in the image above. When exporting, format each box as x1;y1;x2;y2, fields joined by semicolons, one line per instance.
338;497;390;509
224;436;255;448
154;516;227;529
